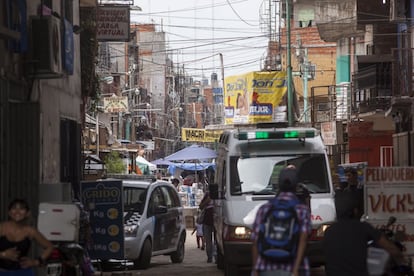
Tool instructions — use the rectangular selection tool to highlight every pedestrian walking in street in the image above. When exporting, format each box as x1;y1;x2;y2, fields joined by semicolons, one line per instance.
251;165;312;276
0;198;54;274
171;178;181;191
199;192;215;263
191;221;205;250
323;192;404;276
344;168;363;202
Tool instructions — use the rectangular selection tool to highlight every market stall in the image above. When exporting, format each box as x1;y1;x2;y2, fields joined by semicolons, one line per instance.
162;144;217;227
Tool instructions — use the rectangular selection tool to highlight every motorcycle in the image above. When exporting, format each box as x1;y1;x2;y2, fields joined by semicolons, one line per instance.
45;242;86;276
367;216;413;276
38;202;95;276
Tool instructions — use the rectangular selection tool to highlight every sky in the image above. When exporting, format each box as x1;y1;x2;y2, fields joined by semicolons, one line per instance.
131;0;270;80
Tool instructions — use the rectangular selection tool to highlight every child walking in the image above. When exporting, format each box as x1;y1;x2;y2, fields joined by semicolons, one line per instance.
191;221;205;250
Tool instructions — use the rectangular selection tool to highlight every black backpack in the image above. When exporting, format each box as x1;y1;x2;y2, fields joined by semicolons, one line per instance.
257;198;300;262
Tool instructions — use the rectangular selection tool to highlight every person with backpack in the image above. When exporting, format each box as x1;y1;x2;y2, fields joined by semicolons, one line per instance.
251;165;312;276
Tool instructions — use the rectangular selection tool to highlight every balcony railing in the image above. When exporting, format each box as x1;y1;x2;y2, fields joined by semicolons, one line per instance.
352;57;393;114
357;96;392;114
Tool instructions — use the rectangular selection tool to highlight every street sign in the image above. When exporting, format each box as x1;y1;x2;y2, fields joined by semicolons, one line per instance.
103;96;128;113
364;166;414;255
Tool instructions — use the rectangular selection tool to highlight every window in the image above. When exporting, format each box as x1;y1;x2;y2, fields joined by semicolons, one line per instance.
299;20;312;27
148;188;165;217
160;186;173;208
214;157;226;197
124;187;147;214
161;186;180;208
221;160;226;196
60;119;81;198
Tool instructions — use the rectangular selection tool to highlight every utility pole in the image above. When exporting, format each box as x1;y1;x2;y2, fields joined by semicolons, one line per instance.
218;53;225;123
96;112;99;157
125;67;133;141
303;47;309;123
118;112;122;139
296;37;315;123
286;0;293;126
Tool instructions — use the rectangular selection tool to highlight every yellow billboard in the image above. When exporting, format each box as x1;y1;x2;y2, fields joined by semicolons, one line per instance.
181;128;222;143
224;71;287;124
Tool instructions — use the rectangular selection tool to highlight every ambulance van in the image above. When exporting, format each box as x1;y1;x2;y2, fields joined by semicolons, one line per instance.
208;123;336;275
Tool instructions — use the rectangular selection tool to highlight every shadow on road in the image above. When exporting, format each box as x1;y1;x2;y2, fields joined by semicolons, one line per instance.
92;230;325;276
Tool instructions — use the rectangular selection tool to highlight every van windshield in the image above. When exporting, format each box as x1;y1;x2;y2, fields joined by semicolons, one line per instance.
230;154;331;195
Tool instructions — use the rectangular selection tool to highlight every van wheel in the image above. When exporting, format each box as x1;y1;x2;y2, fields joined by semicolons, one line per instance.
170;233;185;263
224;262;238;276
216;245;224;270
134;238;152;269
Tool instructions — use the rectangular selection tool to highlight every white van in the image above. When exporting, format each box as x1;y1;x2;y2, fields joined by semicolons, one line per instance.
209;123;336;275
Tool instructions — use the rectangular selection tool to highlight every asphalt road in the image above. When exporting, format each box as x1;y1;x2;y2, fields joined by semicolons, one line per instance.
93;230;326;276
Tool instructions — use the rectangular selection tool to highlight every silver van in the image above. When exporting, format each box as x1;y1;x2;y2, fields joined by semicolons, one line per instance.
209;123;336;275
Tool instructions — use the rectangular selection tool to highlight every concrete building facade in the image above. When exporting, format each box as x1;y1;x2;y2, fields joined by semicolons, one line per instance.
0;0;93;217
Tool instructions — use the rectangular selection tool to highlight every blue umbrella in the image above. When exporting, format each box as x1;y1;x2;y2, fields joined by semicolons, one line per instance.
151;158;175;166
168;162;216;173
164;144;217;161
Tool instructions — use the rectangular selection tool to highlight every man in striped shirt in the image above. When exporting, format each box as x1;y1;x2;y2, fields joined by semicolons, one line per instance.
251;165;312;276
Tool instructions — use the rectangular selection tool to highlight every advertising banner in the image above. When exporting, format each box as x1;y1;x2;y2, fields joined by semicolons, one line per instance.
181;128;222;143
364;166;414;255
320;121;343;146
103;96;128;113
97;5;130;41
81;180;124;259
224;71;287;124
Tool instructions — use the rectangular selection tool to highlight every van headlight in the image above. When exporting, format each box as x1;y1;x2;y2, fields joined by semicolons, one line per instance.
310;223;331;241
223;224;252;241
124;225;138;236
316;224;330;237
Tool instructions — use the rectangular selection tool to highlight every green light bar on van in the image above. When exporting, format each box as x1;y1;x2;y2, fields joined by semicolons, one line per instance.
237;129;315;140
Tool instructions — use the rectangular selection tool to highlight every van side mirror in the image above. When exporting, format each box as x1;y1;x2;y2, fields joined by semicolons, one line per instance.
209;183;219;200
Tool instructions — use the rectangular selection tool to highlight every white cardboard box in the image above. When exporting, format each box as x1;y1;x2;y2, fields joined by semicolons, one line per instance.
38;202;80;242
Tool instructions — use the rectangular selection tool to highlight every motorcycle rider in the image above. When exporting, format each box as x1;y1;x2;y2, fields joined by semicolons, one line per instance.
323;191;404;276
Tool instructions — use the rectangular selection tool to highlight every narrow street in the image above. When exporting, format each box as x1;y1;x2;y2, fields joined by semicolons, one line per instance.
93;230;326;276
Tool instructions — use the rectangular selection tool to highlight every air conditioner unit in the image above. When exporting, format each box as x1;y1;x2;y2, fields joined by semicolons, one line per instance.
390;0;406;22
29;16;63;78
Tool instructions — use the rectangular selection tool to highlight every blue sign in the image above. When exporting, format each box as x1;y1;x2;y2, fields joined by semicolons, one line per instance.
81;180;124;259
212;87;223;95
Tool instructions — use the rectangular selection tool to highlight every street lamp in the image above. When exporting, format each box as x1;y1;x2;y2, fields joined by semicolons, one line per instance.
121;88;139;95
